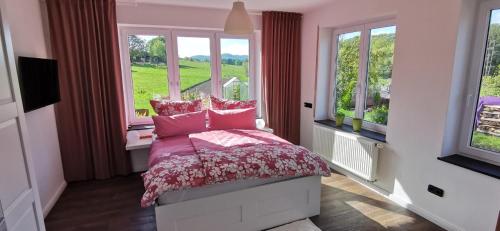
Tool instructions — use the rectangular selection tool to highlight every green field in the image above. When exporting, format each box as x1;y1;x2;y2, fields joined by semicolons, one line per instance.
336;108;388;125
132;60;247;116
471;131;500;153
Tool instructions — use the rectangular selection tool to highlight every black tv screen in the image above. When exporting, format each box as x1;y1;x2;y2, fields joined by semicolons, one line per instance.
18;57;60;112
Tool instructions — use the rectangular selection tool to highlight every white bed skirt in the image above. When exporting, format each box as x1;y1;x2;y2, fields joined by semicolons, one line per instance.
155;176;322;231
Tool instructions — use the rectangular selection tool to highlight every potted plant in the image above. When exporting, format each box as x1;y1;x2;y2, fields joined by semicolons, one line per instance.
335;112;345;127
352;118;363;132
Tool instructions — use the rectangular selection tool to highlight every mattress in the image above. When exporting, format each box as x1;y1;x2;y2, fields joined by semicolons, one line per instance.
157;176;296;205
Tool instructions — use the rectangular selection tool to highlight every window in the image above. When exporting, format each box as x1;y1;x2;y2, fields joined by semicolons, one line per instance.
220;38;251;100
330;21;397;133
176;36;213;107
460;1;500;163
119;28;256;124
334;31;361;119
127;35;169;118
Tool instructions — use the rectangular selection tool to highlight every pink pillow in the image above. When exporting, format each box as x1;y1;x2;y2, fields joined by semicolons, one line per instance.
150;99;202;116
207;108;256;130
153;111;207;139
210;96;256;110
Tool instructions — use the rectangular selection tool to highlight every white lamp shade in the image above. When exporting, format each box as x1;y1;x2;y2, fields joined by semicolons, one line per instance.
224;1;254;35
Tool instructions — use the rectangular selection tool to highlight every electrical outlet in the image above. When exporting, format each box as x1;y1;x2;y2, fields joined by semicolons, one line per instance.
304;102;313;108
428;184;444;197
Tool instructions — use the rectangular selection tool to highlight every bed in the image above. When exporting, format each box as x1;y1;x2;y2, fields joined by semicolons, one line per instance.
141;129;330;231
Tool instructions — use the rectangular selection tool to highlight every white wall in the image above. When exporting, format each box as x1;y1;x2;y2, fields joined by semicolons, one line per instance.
3;0;66;217
117;2;262;30
302;0;500;230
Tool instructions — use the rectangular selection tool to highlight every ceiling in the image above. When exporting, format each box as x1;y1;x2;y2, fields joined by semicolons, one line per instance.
125;0;334;13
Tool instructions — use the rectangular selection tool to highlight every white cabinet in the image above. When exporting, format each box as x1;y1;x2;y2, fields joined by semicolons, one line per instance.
0;0;46;230
126;130;153;172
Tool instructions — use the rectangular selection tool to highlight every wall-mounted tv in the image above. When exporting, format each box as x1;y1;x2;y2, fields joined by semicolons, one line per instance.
18;57;60;112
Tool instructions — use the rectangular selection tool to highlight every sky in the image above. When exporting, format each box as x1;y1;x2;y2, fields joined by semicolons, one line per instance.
372;26;396;36
177;37;210;57
136;35;249;58
492;9;500;24
220;39;249;56
339;26;396;41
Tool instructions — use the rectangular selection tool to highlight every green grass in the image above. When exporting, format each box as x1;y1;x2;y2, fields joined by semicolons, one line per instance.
178;60;211;92
131;60;247;116
335;108;388;125
131;64;168;116
337;108;355;118
364;112;379;123
221;63;249;82
336;108;377;120
471;131;500;153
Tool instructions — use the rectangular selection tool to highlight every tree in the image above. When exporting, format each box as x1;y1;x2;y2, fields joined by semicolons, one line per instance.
128;35;146;62
335;36;360;111
484;24;500;76
146;37;166;64
335;32;395;125
366;33;395;108
480;75;500;97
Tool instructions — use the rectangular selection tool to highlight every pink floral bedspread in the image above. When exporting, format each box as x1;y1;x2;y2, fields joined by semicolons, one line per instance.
148;135;195;167
141;130;330;207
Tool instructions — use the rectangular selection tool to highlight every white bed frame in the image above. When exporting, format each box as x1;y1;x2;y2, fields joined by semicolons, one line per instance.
155;176;322;231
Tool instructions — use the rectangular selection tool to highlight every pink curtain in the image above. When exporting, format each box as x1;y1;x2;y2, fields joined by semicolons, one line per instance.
262;11;302;144
46;0;131;181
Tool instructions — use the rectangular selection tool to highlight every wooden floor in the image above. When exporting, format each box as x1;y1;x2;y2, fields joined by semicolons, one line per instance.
45;171;444;231
310;172;444;231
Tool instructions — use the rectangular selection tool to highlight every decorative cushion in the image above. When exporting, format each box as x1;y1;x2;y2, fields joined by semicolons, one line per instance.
152;111;207;139
210;96;256;110
150;99;202;116
207;108;256;130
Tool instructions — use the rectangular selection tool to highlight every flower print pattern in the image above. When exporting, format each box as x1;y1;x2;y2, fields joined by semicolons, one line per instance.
140;130;330;207
150;99;203;116
210;96;256;110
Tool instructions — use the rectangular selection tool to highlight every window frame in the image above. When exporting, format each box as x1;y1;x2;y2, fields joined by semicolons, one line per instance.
329;19;396;134
118;26;257;125
459;0;500;164
215;33;257;100
172;30;218;100
119;27;176;125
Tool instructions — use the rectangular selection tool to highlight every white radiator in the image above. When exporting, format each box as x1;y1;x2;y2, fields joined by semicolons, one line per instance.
313;124;381;181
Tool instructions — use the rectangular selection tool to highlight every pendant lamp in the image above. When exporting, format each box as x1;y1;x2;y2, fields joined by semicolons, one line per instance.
224;1;254;35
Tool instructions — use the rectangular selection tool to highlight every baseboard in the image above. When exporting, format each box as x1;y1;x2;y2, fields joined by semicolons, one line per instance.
329;164;463;231
43;180;67;218
386;193;463;231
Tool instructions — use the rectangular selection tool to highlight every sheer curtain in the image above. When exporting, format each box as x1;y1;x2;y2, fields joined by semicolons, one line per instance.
262;11;302;144
46;0;130;181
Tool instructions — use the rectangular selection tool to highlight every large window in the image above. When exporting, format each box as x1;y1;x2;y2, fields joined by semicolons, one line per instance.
119;28;256;124
334;31;361;119
461;1;500;163
220;38;251;101
127;35;169;117
331;21;397;133
176;36;213;107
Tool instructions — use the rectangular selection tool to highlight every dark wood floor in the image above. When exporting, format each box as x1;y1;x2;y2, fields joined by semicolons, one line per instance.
45;171;444;231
